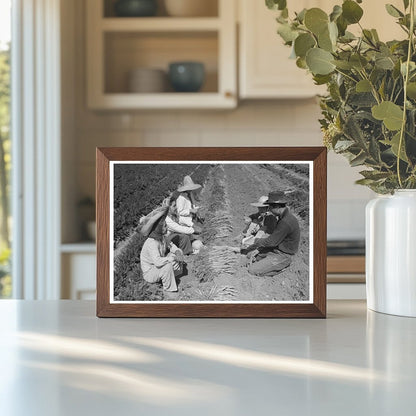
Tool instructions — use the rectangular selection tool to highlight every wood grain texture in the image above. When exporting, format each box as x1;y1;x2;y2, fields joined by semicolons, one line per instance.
313;148;327;318
96;148;110;317
327;256;365;274
96;147;327;318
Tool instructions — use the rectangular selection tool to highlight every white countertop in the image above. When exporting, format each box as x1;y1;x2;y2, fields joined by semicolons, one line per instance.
0;300;415;415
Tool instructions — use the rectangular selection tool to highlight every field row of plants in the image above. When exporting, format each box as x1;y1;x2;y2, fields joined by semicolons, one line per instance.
113;163;213;300
114;163;211;246
193;166;236;283
282;163;310;178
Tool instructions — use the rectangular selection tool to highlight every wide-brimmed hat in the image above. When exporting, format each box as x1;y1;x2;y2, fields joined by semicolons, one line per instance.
250;195;269;208
265;191;288;205
177;176;201;192
140;206;168;237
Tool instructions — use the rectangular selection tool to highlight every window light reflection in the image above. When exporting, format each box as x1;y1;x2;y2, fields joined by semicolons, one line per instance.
122;337;393;383
20;360;230;405
18;332;159;363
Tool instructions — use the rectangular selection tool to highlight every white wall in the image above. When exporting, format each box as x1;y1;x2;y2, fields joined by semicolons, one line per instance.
62;0;374;243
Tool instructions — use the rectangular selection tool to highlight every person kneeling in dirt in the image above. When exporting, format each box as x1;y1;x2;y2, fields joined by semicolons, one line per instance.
166;194;204;255
241;195;277;247
240;191;300;276
140;206;185;298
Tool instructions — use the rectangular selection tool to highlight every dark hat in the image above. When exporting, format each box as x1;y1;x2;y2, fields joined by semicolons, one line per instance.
265;191;288;205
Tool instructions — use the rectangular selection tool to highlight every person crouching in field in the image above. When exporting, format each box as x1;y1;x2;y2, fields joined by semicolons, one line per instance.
176;175;203;233
140;206;185;298
241;195;277;247
166;193;204;255
240;191;300;276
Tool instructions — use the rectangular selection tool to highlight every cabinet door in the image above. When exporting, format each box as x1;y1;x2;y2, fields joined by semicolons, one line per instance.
239;0;404;99
61;253;96;300
239;0;326;99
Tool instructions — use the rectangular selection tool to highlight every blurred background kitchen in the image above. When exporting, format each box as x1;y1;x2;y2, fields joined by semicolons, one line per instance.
1;0;404;300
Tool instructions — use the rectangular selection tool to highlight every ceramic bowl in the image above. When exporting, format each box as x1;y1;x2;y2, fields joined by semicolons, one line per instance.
168;62;205;92
114;0;158;17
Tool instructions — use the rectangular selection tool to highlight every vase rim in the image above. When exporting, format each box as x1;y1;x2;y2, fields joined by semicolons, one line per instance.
395;189;416;194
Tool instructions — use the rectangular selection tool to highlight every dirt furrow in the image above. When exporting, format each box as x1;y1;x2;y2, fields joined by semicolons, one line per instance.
218;164;310;301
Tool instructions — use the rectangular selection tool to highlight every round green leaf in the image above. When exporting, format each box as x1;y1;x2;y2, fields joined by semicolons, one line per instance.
328;21;338;43
306;48;335;75
389;132;408;162
296;57;308;69
318;28;333;52
333;60;352;70
277;23;298;43
266;0;287;11
294;33;316;58
296;8;307;23
304;8;329;35
313;74;332;85
350;54;368;70
407;82;416;99
375;56;395;70
385;4;403;18
356;79;372;92
336;15;348;36
330;5;342;22
342;0;364;24
371;101;404;131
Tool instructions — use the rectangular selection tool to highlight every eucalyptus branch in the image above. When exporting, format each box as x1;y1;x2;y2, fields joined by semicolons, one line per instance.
334;68;359;84
359;69;381;104
393;85;404;103
397;0;415;188
390;79;398;102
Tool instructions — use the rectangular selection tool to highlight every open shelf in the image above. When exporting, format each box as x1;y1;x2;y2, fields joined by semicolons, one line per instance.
104;31;218;94
87;0;236;109
102;17;221;31
103;0;219;18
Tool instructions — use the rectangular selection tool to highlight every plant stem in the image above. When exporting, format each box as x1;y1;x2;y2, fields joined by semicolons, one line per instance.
334;68;358;84
397;0;415;188
359;69;381;104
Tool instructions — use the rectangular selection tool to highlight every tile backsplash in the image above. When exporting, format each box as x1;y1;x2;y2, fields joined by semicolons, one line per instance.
73;100;374;241
63;0;373;242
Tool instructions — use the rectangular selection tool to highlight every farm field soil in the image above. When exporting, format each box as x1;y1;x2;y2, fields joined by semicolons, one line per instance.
178;164;310;302
115;163;310;302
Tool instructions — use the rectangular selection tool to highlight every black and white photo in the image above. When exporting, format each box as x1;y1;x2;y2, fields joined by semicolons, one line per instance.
110;161;313;303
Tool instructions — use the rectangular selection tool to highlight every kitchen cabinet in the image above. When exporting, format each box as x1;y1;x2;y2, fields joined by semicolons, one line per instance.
238;0;325;99
86;0;237;109
238;0;404;99
61;244;96;300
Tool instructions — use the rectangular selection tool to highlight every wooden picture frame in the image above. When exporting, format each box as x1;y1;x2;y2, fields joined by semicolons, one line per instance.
96;147;327;318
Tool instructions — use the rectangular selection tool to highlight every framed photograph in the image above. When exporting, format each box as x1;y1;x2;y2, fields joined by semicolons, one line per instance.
96;147;326;318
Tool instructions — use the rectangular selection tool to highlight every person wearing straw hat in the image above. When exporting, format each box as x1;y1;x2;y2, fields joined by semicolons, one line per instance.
176;175;202;228
165;193;203;255
240;191;300;276
140;206;184;297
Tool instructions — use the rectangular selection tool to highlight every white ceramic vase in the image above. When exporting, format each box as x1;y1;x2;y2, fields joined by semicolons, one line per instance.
366;190;416;317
